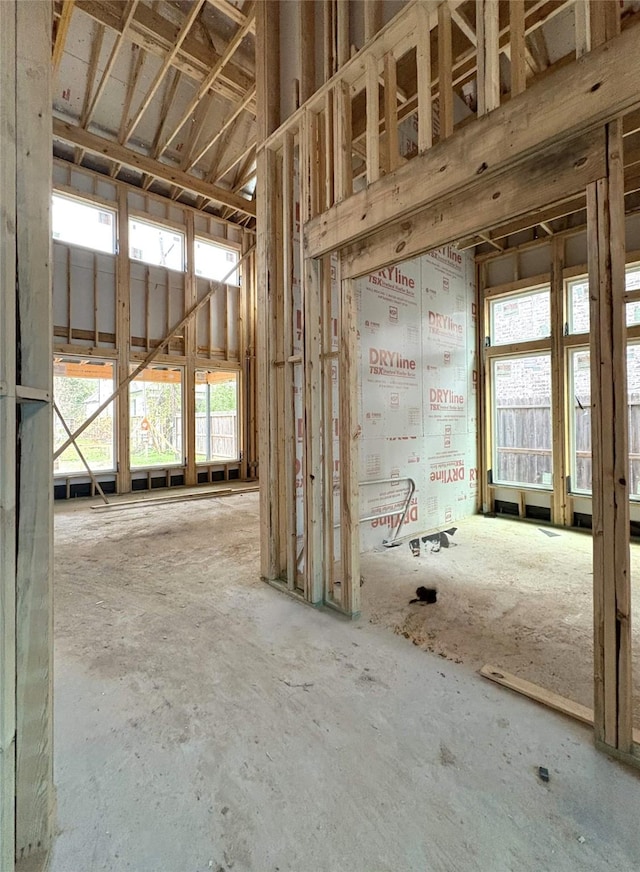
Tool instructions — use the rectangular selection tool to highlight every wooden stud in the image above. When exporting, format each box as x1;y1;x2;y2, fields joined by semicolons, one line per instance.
116;188;131;493
256;0;280;142
299;0;316;104
383;52;399;174
478;0;500;115
437;2;453;140
15;1;54;863
339;273;361;617
0;4;17;866
365;54;380;182
184;211;197;486
364;0;382;43
575;0;590;58
587;119;632;753
325;90;335;208
550;236;568;526
334;81;352;201
416;3;433;154
590;0;620;49
337;0;349;69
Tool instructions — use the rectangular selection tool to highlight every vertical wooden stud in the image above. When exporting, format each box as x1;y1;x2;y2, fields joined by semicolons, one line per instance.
478;0;500;115
550;236;567;526
14;1;54;865
298;0;316;104
337;0;349;69
282;133;297;590
365;54;380;182
383;52;399;174
116;188;131;493
575;0;591;57
416;3;433;154
184;211;197;486
587;120;632;754
334;81;352;202
437;2;453;140
509;0;526;98
0;5;17;867
364;0;382;42
339;274;361;617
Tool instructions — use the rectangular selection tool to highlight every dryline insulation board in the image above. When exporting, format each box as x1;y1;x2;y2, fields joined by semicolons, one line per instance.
356;245;478;551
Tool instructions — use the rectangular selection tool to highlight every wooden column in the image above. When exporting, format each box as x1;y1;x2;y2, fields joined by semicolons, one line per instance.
550;236;568;526
257;146;281;580
587;120;633;757
364;0;382;43
0;5;18;868
478;0;500;115
298;0;316;105
509;0;526;97
339;275;361;617
116;188;131;493
257;0;282;579
0;2;55;869
184;211;197;486
437;2;453;139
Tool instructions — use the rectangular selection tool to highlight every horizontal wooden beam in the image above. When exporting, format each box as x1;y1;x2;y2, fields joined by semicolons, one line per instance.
305;22;640;260
341;129;605;278
53;118;255;217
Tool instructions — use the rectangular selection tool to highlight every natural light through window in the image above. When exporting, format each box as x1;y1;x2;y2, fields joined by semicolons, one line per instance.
490;288;550;345
53;358;115;475
52;193;116;254
194;238;239;284
129;366;183;468
129;218;184;271
195;370;239;462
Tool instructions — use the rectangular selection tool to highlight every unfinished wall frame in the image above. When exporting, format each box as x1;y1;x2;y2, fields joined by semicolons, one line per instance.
257;0;640;767
51;160;258;497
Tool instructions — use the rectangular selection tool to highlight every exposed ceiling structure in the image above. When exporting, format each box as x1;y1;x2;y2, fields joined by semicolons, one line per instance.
52;0;257;226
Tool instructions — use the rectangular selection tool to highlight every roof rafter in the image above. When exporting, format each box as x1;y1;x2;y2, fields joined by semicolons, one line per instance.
157;2;256;159
53;0;76;73
74;0;253;105
123;0;206;143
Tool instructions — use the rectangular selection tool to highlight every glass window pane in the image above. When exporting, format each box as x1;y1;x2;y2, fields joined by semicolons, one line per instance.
194;238;239;284
52;193;116;254
194;371;239;462
129;219;184;271
493;354;552;487
53;359;115;474
570;348;592;493
490;289;550;345
570;267;640;332
568;279;589;334
130;366;183;467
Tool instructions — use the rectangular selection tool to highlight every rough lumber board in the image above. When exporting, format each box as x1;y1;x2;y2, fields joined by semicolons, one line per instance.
15;1;54;865
341;129;605;278
437;2;453;139
52;119;255;217
304;22;640;259
75;0;252;101
339;276;361;617
0;4;17;868
52;0;76;72
550;237;567;526
588;122;633;753
480;665;640;744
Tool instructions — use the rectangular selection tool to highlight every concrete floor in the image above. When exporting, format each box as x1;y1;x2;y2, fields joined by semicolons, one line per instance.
51;492;640;871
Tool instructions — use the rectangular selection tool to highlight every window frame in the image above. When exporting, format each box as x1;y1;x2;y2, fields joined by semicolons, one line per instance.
52;190;118;256
194;368;241;464
490;351;554;491
488;284;551;347
129;364;186;470
53;355;117;477
193;235;241;286
128;213;186;272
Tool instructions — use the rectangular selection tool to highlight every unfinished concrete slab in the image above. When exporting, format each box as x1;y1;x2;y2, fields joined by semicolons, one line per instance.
51;495;640;871
361;515;640;731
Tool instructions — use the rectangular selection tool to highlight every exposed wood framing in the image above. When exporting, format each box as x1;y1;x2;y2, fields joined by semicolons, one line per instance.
0;2;55;868
53;0;75;72
437;2;454;139
587;119;633;756
305;21;640;259
53;119;255;217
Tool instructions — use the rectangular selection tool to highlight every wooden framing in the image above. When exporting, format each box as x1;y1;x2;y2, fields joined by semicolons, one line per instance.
1;2;54;868
257;0;640;766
